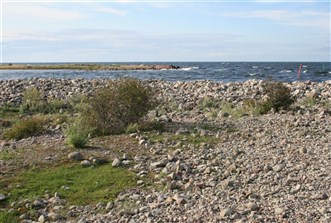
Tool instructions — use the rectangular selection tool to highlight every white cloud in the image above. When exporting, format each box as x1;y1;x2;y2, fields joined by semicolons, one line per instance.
3;3;86;21
79;3;128;16
3;30;61;41
222;9;330;29
254;0;323;3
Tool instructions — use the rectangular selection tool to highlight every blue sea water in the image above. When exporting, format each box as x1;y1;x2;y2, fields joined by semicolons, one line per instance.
1;62;330;82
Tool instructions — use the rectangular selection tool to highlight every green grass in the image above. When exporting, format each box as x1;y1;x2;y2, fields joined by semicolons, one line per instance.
3;116;45;140
300;97;317;108
220;101;246;118
1;164;137;206
0;106;20;123
0;211;19;223
64;118;90;148
0;150;16;161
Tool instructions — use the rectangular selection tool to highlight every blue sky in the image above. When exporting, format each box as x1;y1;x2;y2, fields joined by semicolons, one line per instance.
1;0;330;62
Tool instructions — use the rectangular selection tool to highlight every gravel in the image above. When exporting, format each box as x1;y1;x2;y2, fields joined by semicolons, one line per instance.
0;78;330;222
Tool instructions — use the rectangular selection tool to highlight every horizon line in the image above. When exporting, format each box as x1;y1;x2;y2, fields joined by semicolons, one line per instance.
2;60;331;63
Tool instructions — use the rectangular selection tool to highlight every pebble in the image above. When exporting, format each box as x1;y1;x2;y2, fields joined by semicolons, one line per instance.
81;160;92;167
220;208;232;218
38;215;46;223
137;180;144;185
0;194;6;201
274;207;285;215
112;158;121;167
1;78;331;222
272;164;284;172
150;160;168;168
247;202;259;211
68;152;84;161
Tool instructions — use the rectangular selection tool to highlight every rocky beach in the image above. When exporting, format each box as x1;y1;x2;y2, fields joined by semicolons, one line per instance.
0;78;330;223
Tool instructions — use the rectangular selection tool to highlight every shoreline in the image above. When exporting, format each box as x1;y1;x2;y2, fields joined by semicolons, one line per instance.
0;64;180;71
0;78;330;108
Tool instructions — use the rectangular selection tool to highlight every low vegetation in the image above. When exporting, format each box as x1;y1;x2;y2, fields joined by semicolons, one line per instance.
3;116;45;140
199;81;295;117
64;118;90;148
20;87;72;115
0;78;304;222
126;121;165;134
259;80;295;113
3;164;137;205
200;97;246;119
82;78;158;135
0;163;137;222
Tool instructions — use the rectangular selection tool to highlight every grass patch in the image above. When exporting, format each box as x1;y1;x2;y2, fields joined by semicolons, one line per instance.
2;164;137;206
0;150;16;161
220;101;246;118
125;121;165;134
0;211;19;223
64;118;90;148
199;98;246;119
300;97;317;108
0;106;20;129
3;116;45;140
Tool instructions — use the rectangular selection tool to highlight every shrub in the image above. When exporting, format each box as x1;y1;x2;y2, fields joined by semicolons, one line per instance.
125;123;139;134
68;95;88;113
46;99;71;113
4;116;45;140
82;78;158;135
202;96;216;108
220;101;245;118
300;97;317;108
64;118;89;148
20;87;44;114
125;120;165;134
242;98;267;115
259;81;294;114
20;87;74;115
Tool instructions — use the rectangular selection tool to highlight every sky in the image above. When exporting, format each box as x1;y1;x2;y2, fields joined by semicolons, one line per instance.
1;0;330;62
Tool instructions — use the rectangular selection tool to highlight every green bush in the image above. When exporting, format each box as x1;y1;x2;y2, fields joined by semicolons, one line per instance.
125;120;165;134
20;87;72;114
64;118;89;148
125;123;139;134
300;96;317;108
259;81;294;114
20;87;44;114
82;78;158;135
3;116;45;140
202;96;216;108
243;98;267;115
45;99;71;113
68;95;88;113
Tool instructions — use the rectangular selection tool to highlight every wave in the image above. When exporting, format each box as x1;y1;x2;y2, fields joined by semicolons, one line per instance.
280;69;293;73
219;68;228;72
180;66;199;71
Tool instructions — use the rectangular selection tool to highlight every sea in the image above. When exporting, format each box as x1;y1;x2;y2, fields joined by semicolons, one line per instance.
1;62;330;82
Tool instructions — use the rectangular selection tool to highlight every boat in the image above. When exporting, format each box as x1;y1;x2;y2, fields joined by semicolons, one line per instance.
315;62;329;75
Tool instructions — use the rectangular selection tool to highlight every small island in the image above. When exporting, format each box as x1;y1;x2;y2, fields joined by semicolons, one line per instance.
0;63;180;70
